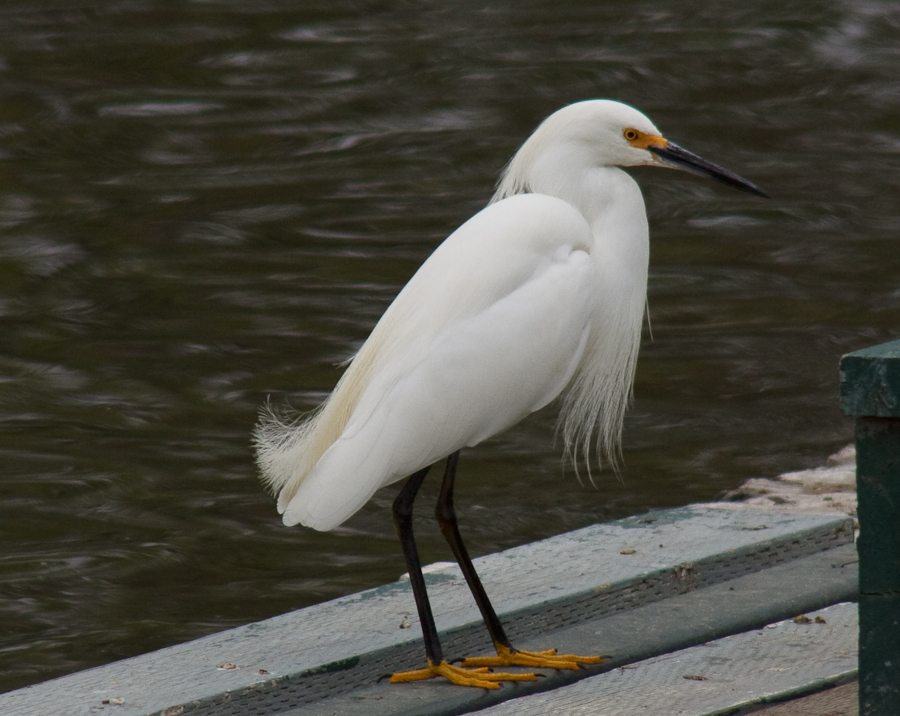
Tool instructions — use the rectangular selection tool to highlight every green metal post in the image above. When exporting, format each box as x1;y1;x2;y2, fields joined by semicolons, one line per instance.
840;338;900;716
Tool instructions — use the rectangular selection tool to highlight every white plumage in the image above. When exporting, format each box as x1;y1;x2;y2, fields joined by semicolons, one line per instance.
253;99;765;532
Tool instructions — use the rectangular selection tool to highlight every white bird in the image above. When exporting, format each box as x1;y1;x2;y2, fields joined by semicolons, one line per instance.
254;99;767;688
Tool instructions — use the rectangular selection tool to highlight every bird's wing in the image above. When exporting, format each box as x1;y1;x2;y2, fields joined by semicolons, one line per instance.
283;194;597;530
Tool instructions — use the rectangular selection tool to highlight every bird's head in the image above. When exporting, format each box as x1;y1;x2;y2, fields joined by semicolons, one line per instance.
495;99;768;201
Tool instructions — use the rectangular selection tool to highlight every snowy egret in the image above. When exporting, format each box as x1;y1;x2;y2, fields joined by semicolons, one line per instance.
255;99;768;688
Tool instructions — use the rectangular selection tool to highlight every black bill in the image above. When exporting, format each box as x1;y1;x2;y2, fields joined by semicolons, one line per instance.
649;142;770;198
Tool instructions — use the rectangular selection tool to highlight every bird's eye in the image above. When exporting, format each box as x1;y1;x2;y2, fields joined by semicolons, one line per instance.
624;129;640;141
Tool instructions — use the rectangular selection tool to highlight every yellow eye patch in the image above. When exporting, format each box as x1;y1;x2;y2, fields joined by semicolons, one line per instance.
623;128;667;149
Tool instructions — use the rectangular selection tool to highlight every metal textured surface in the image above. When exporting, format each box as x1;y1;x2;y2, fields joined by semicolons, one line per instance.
755;681;857;716
289;542;858;716
840;339;900;418
0;508;853;716
477;602;858;716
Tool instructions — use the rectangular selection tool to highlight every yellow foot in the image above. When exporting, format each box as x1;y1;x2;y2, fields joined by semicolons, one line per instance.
389;659;539;689
461;644;603;671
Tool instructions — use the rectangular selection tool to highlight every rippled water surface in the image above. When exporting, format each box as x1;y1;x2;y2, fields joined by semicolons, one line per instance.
1;0;898;693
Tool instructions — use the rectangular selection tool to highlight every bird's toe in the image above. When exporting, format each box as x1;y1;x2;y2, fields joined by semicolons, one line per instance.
461;645;603;671
390;660;538;689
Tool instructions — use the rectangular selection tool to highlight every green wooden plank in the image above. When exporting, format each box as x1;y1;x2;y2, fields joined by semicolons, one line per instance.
855;417;900;715
840;339;900;715
840;338;900;418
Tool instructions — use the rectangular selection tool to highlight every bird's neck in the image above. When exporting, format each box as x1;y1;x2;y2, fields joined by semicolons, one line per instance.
581;166;650;280
549;165;651;472
499;159;650;286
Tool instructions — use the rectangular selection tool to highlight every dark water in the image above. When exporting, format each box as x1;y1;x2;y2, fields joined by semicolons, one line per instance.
1;0;897;693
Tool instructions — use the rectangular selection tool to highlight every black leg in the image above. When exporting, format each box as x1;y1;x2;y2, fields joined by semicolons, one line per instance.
392;465;443;665
393;452;600;683
434;451;513;652
390;457;545;687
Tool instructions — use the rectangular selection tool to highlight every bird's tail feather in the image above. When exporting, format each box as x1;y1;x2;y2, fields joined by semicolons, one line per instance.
253;395;347;514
